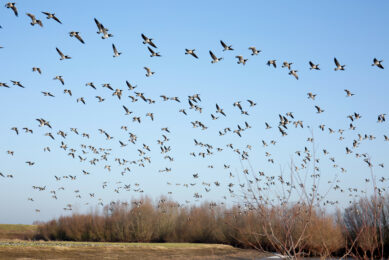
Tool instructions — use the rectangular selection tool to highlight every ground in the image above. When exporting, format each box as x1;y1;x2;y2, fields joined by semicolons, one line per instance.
0;224;269;259
0;224;37;240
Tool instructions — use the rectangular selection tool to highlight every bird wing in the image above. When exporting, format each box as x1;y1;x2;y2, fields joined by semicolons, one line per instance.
56;48;64;56
53;15;62;24
141;33;147;41
309;61;314;67
209;51;217;60
147;46;155;54
75;34;84;44
26;13;35;20
220;40;227;48
12;6;18;16
112;44;117;54
94;18;102;29
334;57;340;67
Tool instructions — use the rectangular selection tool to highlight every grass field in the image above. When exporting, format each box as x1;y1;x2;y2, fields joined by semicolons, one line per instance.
0;224;268;259
0;241;267;259
0;224;37;240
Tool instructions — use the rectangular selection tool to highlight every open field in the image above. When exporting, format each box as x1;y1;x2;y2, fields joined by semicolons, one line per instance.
0;240;268;260
0;225;269;259
0;224;37;240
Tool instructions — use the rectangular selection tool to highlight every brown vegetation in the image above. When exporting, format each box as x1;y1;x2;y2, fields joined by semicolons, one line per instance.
33;194;389;258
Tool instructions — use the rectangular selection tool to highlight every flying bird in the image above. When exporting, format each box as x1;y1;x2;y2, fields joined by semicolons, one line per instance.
315;105;324;113
185;49;198;59
112;44;122;57
32;67;42;74
144;67;154;77
5;2;18;16
334;57;345;71
41;12;62;24
372;58;384;69
282;62;293;70
53;76;64;85
141;34;157;48
220;40;233;51
10;81;25;88
289;70;299;80
147;46;160;57
248;47;261;56
235;56;248;65
26;13;43;27
309;61;320;70
56;48;71;60
267;60;277;68
209;51;223;63
69;32;85;44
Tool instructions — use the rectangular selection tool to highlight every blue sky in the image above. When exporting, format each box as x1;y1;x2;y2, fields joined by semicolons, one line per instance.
0;1;388;224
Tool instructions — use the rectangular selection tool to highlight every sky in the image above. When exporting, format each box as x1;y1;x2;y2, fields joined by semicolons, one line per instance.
0;0;389;224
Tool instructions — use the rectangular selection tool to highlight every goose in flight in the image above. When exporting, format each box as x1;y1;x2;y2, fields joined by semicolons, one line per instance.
36;118;52;128
77;97;86;104
69;32;85;44
147;46;161;57
307;92;316;100
141;34;157;48
216;104;226;116
209;51;222;63
112;44;121;57
185;49;198;59
334;57;345;71
282;62;292;70
0;82;10;88
372;58;384;69
220;40;233;51
247;100;256;106
10;80;25;88
26;13;43;27
94;18;113;39
42;91;54;97
41;12;62;24
56;47;71;60
315;105;324;113
289;70;299;80
11;127;18;135
5;2;18;16
248;47;261;55
144;67;154;77
126;81;137;90
96;96;105;102
64;89;72;96
267;60;277;68
86;82;96;89
344;89;354;97
235;56;248;65
32;67;42;74
94;18;104;34
53;76;64;85
309;61;320;70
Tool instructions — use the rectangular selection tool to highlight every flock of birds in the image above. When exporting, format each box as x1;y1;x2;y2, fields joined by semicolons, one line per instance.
1;2;388;215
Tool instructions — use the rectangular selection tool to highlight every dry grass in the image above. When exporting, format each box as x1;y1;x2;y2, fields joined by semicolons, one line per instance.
0;241;267;260
0;224;37;240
